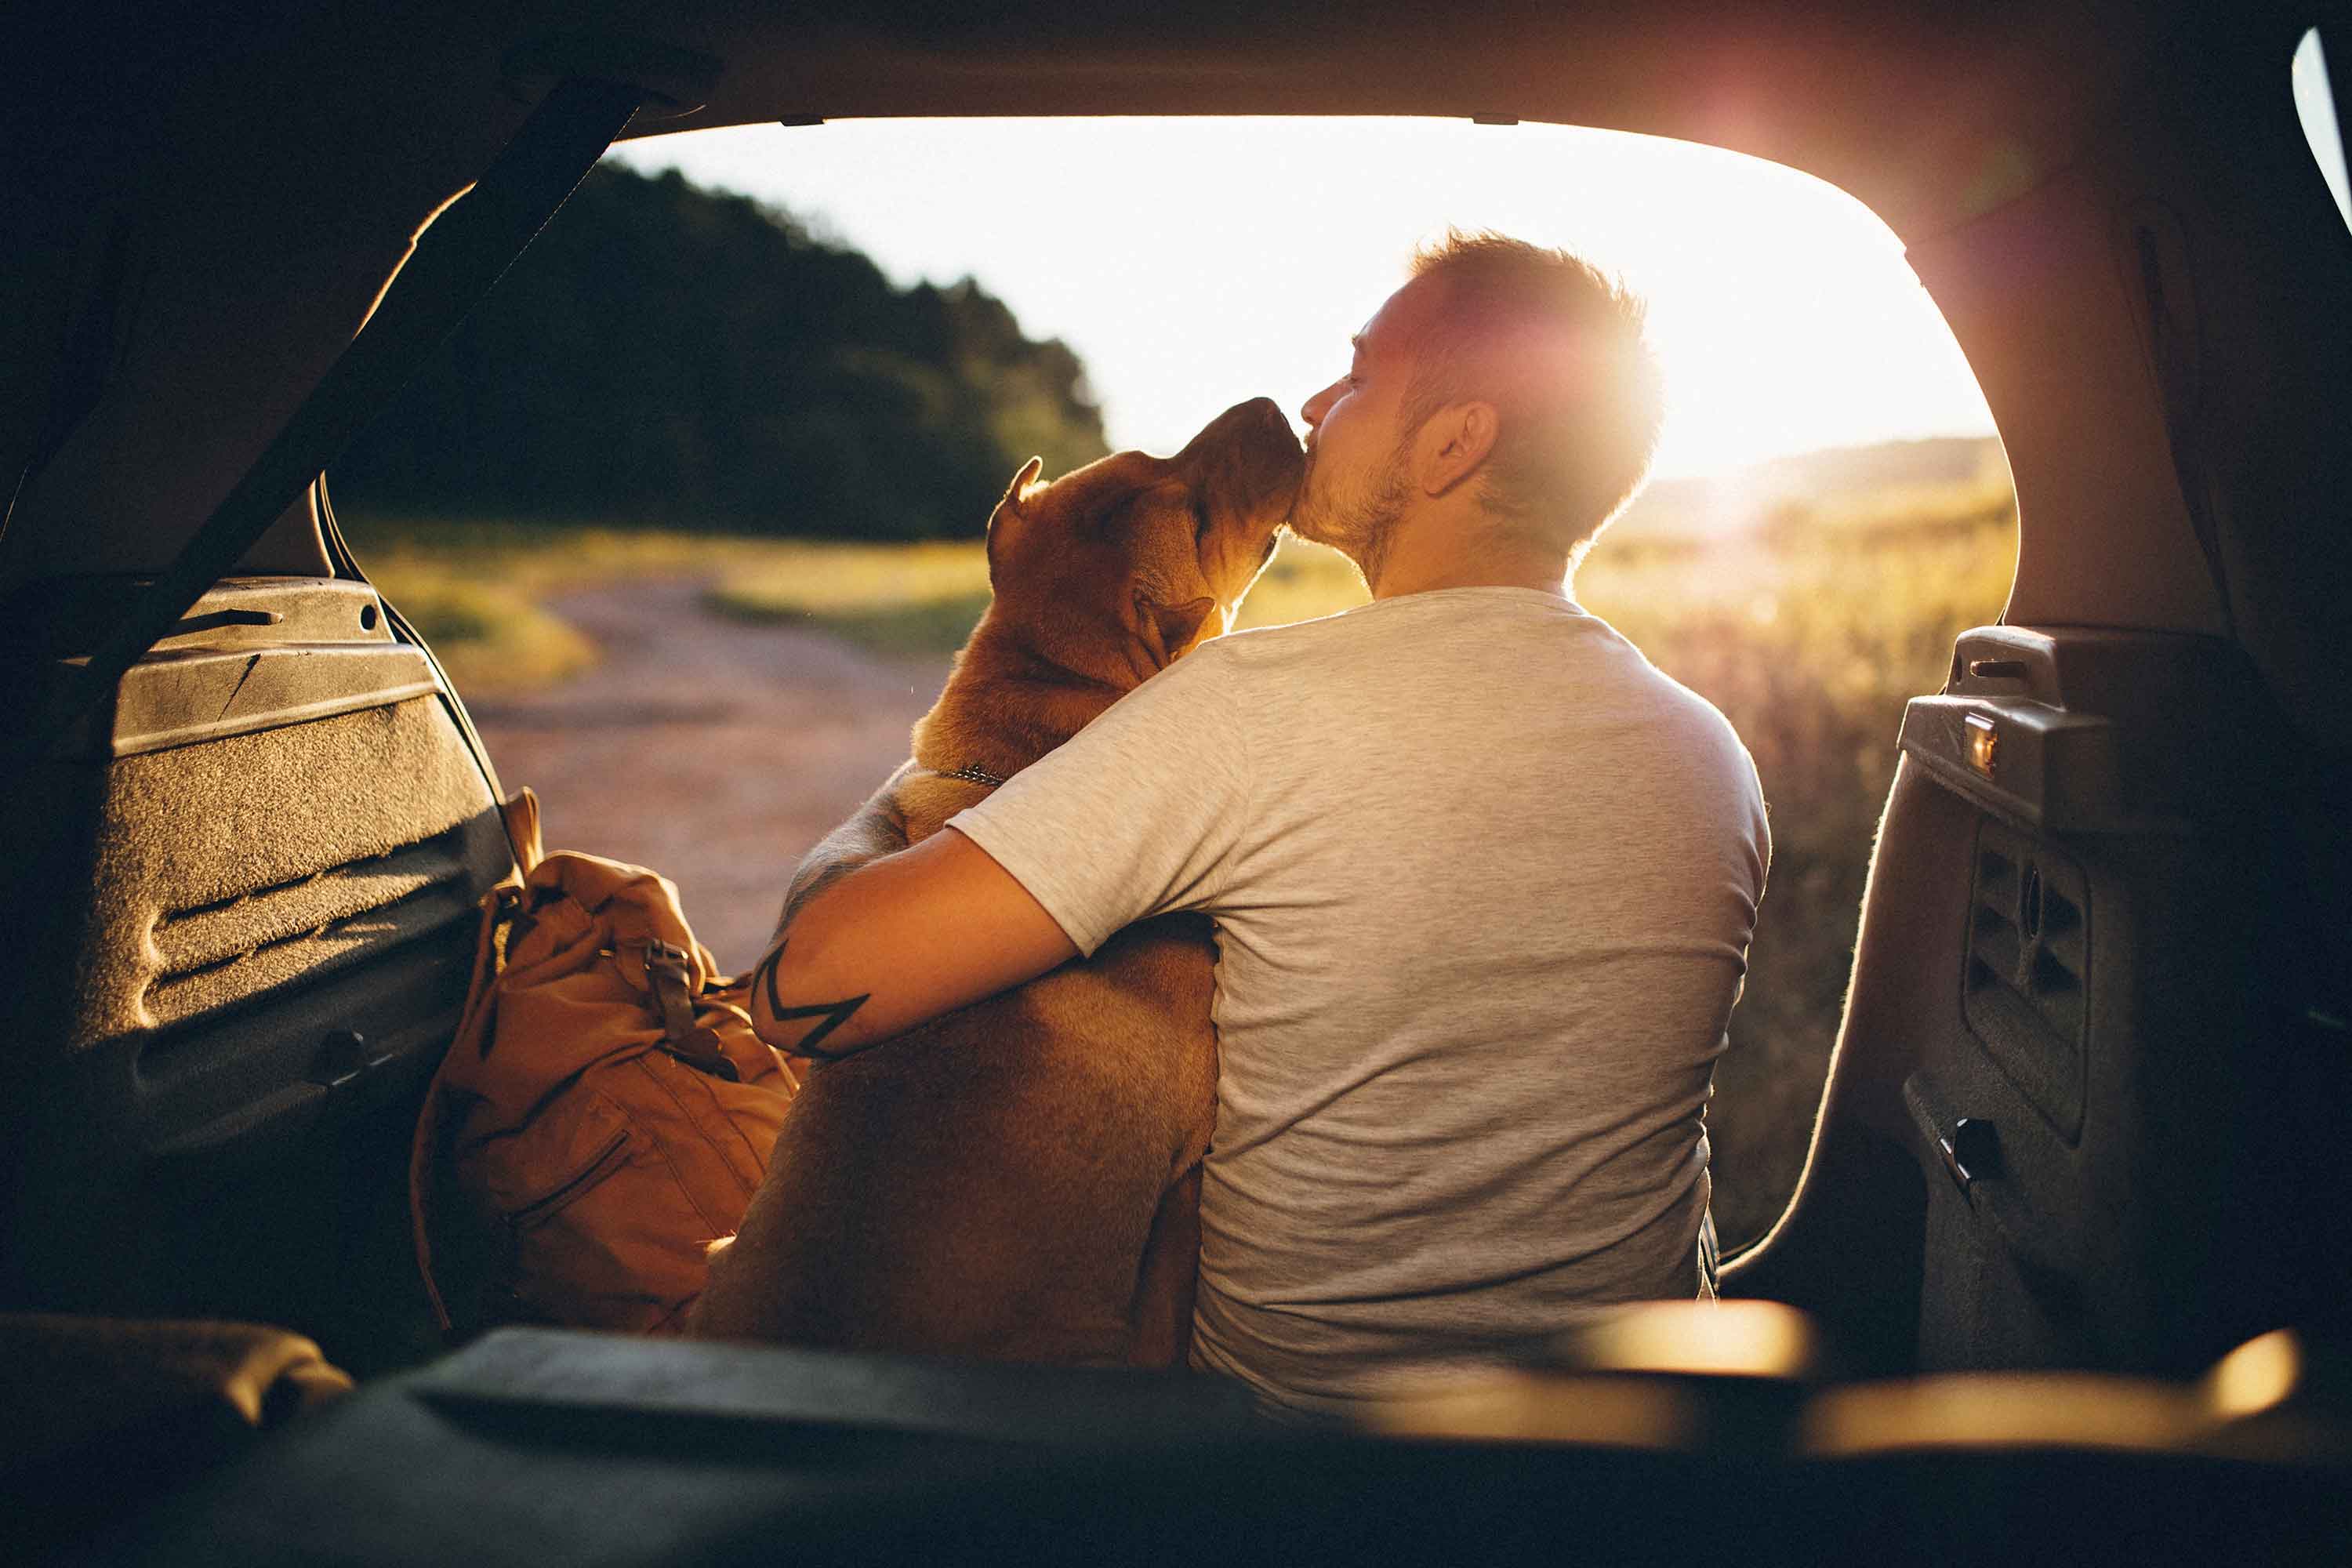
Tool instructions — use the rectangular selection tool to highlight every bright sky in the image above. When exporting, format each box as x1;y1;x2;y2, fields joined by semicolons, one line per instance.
610;117;2002;480
2293;30;2352;228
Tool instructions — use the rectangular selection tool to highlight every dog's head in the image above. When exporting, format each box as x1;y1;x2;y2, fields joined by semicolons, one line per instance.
981;397;1303;681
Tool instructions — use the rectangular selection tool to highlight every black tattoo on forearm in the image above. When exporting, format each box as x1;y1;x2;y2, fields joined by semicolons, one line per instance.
750;941;873;1063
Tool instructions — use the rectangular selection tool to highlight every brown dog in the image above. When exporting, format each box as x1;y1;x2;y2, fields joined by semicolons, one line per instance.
691;397;1302;1365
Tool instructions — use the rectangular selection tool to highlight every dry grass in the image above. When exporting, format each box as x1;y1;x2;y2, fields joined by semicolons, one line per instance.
1582;499;2016;1247
703;542;996;653
347;517;787;691
347;488;2017;1247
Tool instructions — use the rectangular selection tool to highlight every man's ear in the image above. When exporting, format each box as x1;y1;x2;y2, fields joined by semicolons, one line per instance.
1138;593;1218;668
1413;402;1499;497
985;456;1047;570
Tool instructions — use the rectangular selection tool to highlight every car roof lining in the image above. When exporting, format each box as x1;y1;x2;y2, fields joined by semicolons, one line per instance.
594;0;2285;243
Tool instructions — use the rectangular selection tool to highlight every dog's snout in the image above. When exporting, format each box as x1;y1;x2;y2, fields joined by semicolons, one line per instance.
1221;397;1305;474
1237;397;1298;449
1177;399;1304;510
1212;396;1298;448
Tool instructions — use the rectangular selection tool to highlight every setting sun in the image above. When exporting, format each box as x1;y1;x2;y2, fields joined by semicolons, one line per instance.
611;116;1995;481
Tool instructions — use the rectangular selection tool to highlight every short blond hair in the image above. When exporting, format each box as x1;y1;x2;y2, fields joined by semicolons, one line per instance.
1403;230;1665;560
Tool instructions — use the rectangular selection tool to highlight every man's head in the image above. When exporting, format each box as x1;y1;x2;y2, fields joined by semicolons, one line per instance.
1292;231;1664;586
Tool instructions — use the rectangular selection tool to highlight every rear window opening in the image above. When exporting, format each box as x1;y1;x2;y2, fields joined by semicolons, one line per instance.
331;116;2016;1253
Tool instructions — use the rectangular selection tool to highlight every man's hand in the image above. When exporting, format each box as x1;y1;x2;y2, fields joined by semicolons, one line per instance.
747;827;1080;1059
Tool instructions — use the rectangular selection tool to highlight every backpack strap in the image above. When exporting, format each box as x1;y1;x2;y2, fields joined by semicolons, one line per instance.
408;877;524;1334
498;787;545;877
642;939;742;1083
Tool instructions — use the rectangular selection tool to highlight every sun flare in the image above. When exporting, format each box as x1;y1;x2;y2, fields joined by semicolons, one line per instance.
612;116;1995;484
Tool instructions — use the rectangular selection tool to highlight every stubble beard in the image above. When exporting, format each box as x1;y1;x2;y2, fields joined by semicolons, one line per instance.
1290;440;1412;590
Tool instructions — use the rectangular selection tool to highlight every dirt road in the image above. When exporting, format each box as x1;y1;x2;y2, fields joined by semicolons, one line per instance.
466;579;953;971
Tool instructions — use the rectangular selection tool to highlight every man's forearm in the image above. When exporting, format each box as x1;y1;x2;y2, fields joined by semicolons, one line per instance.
747;949;873;1059
747;851;941;1061
746;827;1080;1060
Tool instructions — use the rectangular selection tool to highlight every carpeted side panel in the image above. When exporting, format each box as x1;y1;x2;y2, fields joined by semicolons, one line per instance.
61;695;499;1054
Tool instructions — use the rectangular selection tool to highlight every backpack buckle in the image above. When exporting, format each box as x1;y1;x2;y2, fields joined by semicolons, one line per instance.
642;938;739;1082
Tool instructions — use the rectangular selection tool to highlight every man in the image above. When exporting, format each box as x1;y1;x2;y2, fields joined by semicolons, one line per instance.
750;231;1769;1413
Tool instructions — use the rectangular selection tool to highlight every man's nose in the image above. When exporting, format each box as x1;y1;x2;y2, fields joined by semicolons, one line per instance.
1301;381;1338;429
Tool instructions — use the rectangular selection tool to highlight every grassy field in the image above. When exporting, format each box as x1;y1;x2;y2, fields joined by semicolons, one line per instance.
344;521;788;691
1586;486;2016;1247
349;483;2016;1250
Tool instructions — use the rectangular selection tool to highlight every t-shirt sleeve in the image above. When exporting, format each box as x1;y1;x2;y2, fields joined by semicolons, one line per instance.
946;644;1250;957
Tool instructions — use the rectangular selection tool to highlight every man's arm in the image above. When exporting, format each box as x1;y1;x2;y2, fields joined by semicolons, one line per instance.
747;827;1078;1060
753;643;1250;1059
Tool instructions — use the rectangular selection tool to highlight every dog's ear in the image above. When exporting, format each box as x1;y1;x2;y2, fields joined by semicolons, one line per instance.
1004;456;1045;510
1138;593;1218;668
985;457;1047;572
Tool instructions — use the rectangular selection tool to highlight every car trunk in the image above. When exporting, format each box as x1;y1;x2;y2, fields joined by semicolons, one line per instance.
2;1;2348;1536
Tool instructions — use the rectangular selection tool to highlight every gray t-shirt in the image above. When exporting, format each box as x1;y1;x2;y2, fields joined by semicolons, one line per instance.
948;586;1768;1410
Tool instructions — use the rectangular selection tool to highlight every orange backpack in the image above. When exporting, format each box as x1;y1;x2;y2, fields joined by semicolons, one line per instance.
409;793;798;1337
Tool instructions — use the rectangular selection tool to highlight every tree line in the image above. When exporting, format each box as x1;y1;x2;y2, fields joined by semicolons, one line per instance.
335;164;1109;539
